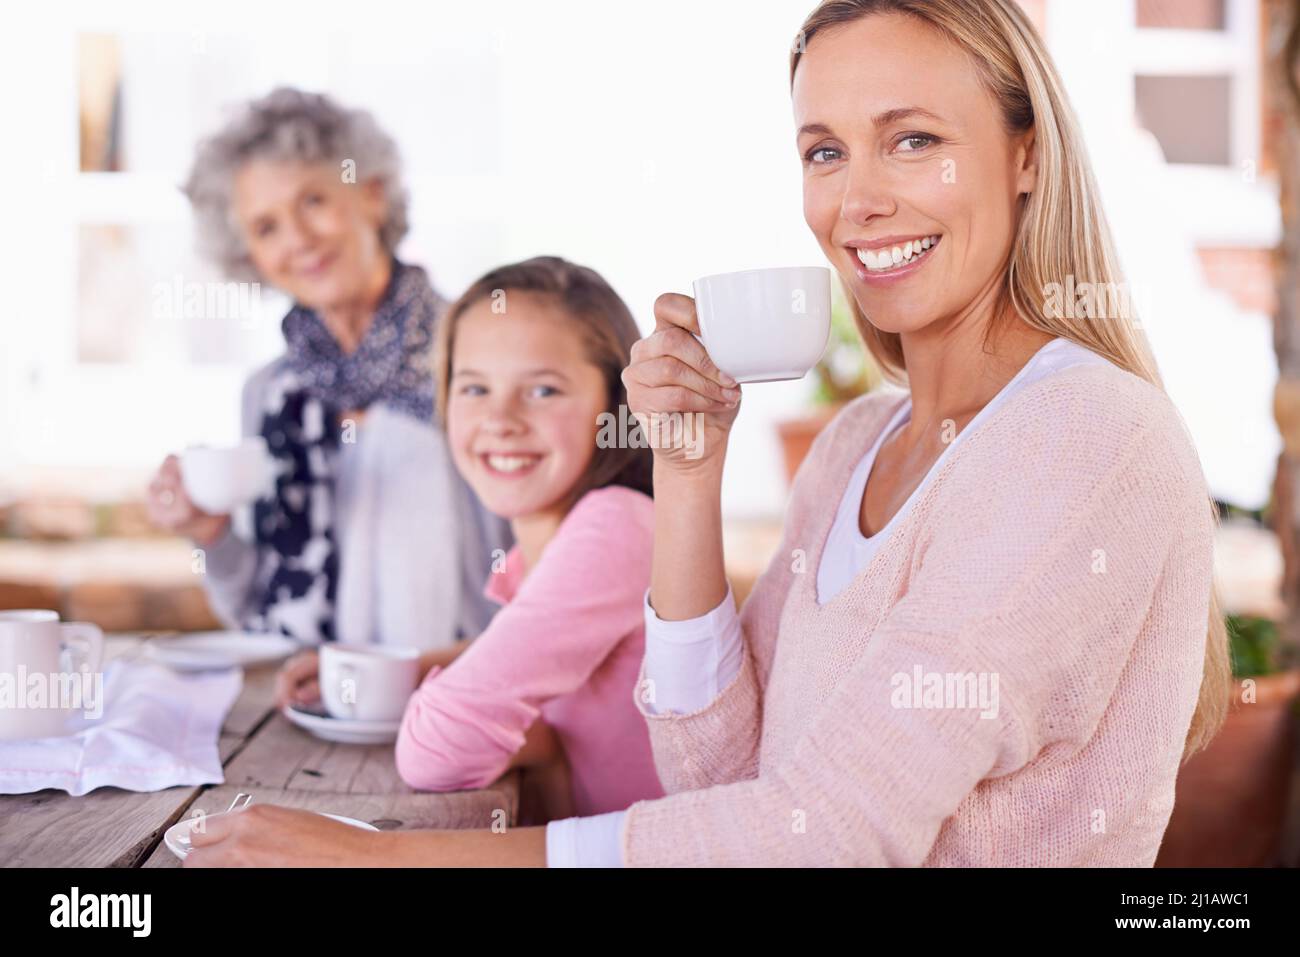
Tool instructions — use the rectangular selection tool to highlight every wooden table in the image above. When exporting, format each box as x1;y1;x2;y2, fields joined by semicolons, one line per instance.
0;635;519;867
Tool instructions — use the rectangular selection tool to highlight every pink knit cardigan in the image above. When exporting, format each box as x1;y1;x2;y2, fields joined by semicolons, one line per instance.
621;361;1216;866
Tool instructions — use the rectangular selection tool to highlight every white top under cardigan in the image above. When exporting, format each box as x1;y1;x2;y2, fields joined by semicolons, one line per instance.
546;336;1115;866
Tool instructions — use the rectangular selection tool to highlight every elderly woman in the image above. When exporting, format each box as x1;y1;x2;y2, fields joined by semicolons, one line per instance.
146;88;510;653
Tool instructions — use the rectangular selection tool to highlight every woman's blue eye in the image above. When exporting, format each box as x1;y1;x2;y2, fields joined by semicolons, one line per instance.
805;146;841;165
530;384;560;398
897;134;936;152
459;383;487;396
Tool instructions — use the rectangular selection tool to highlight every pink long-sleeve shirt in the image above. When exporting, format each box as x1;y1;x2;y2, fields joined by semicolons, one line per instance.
617;360;1216;866
394;486;664;817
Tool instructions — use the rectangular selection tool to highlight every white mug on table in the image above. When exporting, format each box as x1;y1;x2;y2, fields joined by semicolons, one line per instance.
0;610;105;741
319;643;420;723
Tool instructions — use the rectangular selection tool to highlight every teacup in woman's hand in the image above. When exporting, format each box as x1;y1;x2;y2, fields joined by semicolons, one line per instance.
146;454;231;546
691;266;832;383
179;437;275;514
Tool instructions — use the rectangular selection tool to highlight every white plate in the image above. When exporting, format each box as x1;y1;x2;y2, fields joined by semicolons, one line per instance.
283;703;402;745
142;631;299;672
164;809;379;861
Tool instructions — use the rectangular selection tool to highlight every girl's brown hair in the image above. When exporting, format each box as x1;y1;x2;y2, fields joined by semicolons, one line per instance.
434;255;653;505
789;0;1230;761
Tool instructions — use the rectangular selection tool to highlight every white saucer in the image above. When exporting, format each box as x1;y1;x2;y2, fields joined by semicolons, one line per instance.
282;703;402;744
142;631;299;672
164;809;379;861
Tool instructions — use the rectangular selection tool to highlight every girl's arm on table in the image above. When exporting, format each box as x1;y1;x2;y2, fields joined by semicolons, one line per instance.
510;718;576;824
416;638;473;679
508;715;562;768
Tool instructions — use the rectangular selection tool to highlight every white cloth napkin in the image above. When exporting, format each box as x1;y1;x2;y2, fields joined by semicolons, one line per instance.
0;659;242;796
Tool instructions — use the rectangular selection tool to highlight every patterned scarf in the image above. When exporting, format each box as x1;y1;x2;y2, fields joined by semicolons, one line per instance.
242;260;444;642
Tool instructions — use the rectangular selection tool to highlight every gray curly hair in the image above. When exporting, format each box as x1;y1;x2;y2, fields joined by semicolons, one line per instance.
182;87;409;282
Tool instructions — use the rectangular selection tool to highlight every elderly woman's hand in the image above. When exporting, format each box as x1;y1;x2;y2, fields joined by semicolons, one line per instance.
146;454;230;546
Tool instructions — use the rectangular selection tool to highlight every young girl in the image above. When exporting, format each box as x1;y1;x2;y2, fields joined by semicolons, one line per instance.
275;255;664;822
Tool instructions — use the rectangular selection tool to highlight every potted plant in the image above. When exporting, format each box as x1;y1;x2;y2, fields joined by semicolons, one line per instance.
775;284;882;484
1155;613;1300;866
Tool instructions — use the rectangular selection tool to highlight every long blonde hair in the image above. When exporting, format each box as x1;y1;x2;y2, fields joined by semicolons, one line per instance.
790;0;1230;761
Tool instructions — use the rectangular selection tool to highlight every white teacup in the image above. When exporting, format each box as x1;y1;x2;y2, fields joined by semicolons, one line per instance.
0;610;104;741
691;266;832;383
180;437;274;514
319;643;421;724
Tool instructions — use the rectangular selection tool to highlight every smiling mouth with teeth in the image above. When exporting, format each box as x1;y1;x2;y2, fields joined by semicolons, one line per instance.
482;453;543;476
854;235;941;273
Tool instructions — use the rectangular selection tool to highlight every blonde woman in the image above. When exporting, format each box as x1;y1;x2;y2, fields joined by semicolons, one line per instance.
185;0;1228;867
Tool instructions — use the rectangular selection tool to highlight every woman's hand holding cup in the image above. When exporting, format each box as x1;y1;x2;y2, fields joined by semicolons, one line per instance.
621;293;742;476
145;454;230;546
